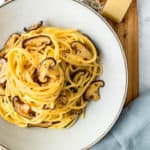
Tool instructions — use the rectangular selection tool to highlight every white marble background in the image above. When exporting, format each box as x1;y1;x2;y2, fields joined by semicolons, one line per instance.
0;0;150;94
138;0;150;93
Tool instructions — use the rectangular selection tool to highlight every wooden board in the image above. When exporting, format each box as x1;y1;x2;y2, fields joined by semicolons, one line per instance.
107;0;139;105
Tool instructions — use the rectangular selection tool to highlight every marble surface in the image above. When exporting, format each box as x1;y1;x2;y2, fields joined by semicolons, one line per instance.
138;0;150;93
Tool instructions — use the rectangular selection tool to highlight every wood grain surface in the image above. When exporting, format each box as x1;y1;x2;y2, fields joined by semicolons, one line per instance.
107;0;139;105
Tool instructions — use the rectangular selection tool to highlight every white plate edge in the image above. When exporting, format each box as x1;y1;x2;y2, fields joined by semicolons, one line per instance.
0;1;128;149
72;1;128;149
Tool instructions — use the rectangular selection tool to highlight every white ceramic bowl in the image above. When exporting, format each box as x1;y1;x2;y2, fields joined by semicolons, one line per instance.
0;0;128;150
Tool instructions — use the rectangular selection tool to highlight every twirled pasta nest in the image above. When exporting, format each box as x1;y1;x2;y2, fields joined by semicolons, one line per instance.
0;21;104;129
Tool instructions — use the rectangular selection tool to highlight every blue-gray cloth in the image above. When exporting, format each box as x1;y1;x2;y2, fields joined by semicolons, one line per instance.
92;92;150;150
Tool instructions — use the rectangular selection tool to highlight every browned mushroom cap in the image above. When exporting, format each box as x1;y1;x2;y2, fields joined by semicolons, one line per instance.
0;50;5;58
69;109;82;115
0;86;5;96
55;90;71;108
4;33;20;49
28;121;60;128
71;41;92;60
55;95;68;109
0;33;20;58
58;95;68;105
34;57;56;84
24;21;43;32
28;122;52;128
0;58;7;85
72;69;86;82
22;35;51;49
12;96;36;118
84;80;105;101
43;104;50;110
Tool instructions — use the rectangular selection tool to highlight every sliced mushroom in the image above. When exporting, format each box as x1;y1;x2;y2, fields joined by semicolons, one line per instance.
0;58;7;85
12;96;36;118
4;33;20;49
43;104;50;110
22;35;51;49
76;99;81;106
1;81;7;89
0;33;20;58
24;21;43;32
84;80;105;101
28;121;60;128
0;49;5;58
59;95;68;105
72;69;86;82
0;86;5;96
28;122;52;128
33;57;57;84
70;87;78;93
69;109;82;115
71;41;92;60
55;91;70;108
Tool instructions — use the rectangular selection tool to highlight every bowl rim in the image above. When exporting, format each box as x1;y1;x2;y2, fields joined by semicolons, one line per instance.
72;1;128;150
0;1;128;149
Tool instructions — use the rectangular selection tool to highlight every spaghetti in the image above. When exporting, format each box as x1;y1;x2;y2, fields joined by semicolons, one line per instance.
0;21;104;128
